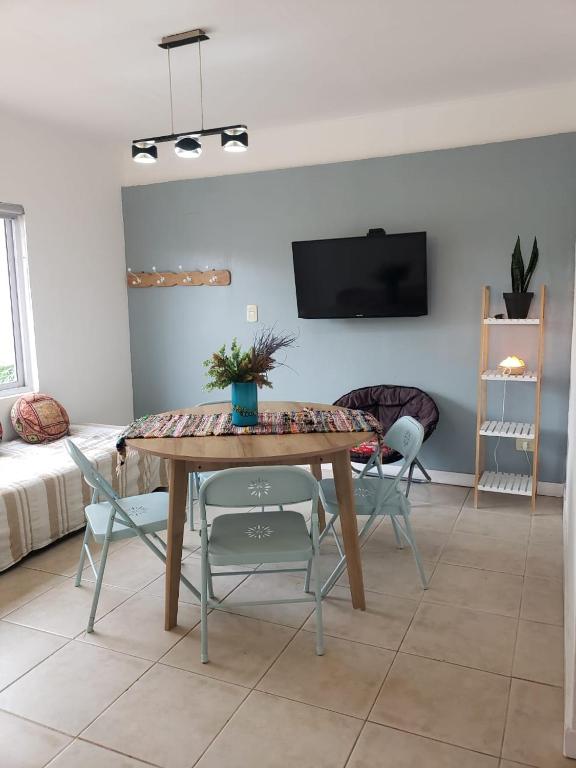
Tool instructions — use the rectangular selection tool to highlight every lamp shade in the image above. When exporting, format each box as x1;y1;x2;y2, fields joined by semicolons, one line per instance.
132;142;157;163
221;128;248;152
175;135;202;158
498;356;526;375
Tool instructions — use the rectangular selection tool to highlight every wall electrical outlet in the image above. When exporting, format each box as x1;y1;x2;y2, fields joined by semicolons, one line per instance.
246;304;258;323
516;439;535;452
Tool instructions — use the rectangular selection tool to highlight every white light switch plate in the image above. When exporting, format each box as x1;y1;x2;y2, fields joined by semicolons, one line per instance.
246;304;258;323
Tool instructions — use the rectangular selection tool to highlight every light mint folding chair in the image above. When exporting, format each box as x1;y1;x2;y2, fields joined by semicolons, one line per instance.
66;439;200;633
188;400;230;531
198;466;324;663
313;416;427;597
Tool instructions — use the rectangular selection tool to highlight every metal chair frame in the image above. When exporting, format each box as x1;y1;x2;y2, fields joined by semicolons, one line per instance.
188;399;230;531
314;416;428;597
198;466;324;663
66;439;202;632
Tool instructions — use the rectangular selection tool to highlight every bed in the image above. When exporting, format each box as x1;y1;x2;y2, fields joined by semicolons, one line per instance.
0;424;168;571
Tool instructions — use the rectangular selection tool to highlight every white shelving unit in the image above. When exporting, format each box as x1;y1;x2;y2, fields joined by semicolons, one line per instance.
474;286;546;509
477;471;532;496
481;369;538;382
484;317;540;325
479;421;535;439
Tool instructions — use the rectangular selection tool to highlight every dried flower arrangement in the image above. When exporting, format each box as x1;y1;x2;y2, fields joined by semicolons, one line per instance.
203;328;297;391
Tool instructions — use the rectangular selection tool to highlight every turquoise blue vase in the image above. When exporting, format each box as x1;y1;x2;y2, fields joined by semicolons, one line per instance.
231;381;259;427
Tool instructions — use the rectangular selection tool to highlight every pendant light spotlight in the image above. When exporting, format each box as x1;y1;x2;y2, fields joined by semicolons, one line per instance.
222;127;248;152
174;135;202;158
131;29;248;164
132;141;158;163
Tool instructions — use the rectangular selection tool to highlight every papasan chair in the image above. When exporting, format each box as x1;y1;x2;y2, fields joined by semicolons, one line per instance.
334;384;439;495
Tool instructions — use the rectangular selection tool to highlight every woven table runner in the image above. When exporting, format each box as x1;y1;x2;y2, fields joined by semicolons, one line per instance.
117;408;383;464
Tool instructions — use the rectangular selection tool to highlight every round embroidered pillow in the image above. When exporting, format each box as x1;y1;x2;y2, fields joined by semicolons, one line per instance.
11;393;70;444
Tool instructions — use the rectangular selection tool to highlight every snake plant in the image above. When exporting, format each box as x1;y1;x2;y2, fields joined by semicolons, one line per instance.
511;236;539;293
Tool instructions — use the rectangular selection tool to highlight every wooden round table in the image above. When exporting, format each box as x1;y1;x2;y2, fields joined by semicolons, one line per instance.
127;401;373;629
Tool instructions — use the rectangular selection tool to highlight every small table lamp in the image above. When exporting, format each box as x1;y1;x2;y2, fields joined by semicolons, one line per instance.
498;356;526;376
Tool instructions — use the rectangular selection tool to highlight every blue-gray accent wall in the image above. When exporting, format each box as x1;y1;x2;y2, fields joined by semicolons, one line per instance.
122;133;576;483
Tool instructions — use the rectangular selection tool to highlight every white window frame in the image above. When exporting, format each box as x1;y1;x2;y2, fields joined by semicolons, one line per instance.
0;203;36;397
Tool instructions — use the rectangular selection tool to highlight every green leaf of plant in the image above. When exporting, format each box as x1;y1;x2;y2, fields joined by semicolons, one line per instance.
511;236;524;293
522;237;539;292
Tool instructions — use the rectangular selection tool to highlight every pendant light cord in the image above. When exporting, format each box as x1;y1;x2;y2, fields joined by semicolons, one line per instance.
167;48;175;135
198;39;205;131
166;37;205;136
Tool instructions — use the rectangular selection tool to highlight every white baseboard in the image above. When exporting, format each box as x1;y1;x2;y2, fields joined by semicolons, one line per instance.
564;727;576;758
538;480;566;498
345;463;565;498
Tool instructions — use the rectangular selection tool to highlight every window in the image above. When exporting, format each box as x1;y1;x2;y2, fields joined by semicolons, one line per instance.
0;204;34;393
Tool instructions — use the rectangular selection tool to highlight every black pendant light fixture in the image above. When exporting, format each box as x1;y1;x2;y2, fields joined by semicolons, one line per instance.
131;29;248;164
132;141;158;163
174;135;202;157
222;128;249;152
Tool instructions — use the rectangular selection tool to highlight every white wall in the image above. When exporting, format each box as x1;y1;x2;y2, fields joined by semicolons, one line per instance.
123;79;576;187
0;110;133;438
564;248;576;756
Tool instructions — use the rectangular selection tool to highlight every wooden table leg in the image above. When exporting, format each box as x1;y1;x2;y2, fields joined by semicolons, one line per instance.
331;449;366;610
165;459;188;630
309;461;326;531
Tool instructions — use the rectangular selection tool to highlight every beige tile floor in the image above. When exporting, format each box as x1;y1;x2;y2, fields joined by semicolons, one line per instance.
0;484;568;768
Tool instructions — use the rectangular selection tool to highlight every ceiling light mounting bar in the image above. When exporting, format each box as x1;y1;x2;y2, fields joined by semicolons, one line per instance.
133;124;247;145
132;28;248;163
158;29;209;50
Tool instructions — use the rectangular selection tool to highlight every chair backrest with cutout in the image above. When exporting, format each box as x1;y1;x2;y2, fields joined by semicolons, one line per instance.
65;439;119;503
199;466;319;518
375;416;425;508
384;416;424;467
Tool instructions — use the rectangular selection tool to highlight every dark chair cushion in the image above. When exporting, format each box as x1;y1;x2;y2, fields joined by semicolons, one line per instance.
335;385;439;465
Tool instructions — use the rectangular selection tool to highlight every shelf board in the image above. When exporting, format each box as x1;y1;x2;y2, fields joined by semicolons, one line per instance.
478;471;532;496
484;318;540;325
479;421;535;439
481;369;537;382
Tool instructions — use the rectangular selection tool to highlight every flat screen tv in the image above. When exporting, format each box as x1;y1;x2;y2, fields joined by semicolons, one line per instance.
292;231;427;318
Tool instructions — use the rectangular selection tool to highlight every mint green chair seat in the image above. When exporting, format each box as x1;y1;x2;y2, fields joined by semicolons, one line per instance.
316;415;427;597
85;493;169;542
66;439;201;633
199;466;323;663
209;510;312;566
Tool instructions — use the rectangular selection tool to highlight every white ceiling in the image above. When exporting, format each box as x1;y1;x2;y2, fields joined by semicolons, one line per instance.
2;1;576;184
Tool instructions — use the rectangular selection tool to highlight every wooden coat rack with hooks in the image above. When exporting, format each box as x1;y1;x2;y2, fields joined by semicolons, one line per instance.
127;268;231;288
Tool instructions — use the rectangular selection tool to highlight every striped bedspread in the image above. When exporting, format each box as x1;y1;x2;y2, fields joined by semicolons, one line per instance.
0;424;168;572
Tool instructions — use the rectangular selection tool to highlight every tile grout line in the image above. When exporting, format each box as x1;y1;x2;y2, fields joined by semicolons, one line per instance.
392;648;516;682
67;737;164;768
73;656;156;741
498;604;522;761
0;574;74;621
359;719;515;763
2;581;138;639
340;719;371;768
364;713;503;760
56;506;312;767
0;633;76;695
40;738;73;768
0;583;140;694
0;487;562;767
361;483;468;733
359;487;517;762
0;708;78;741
